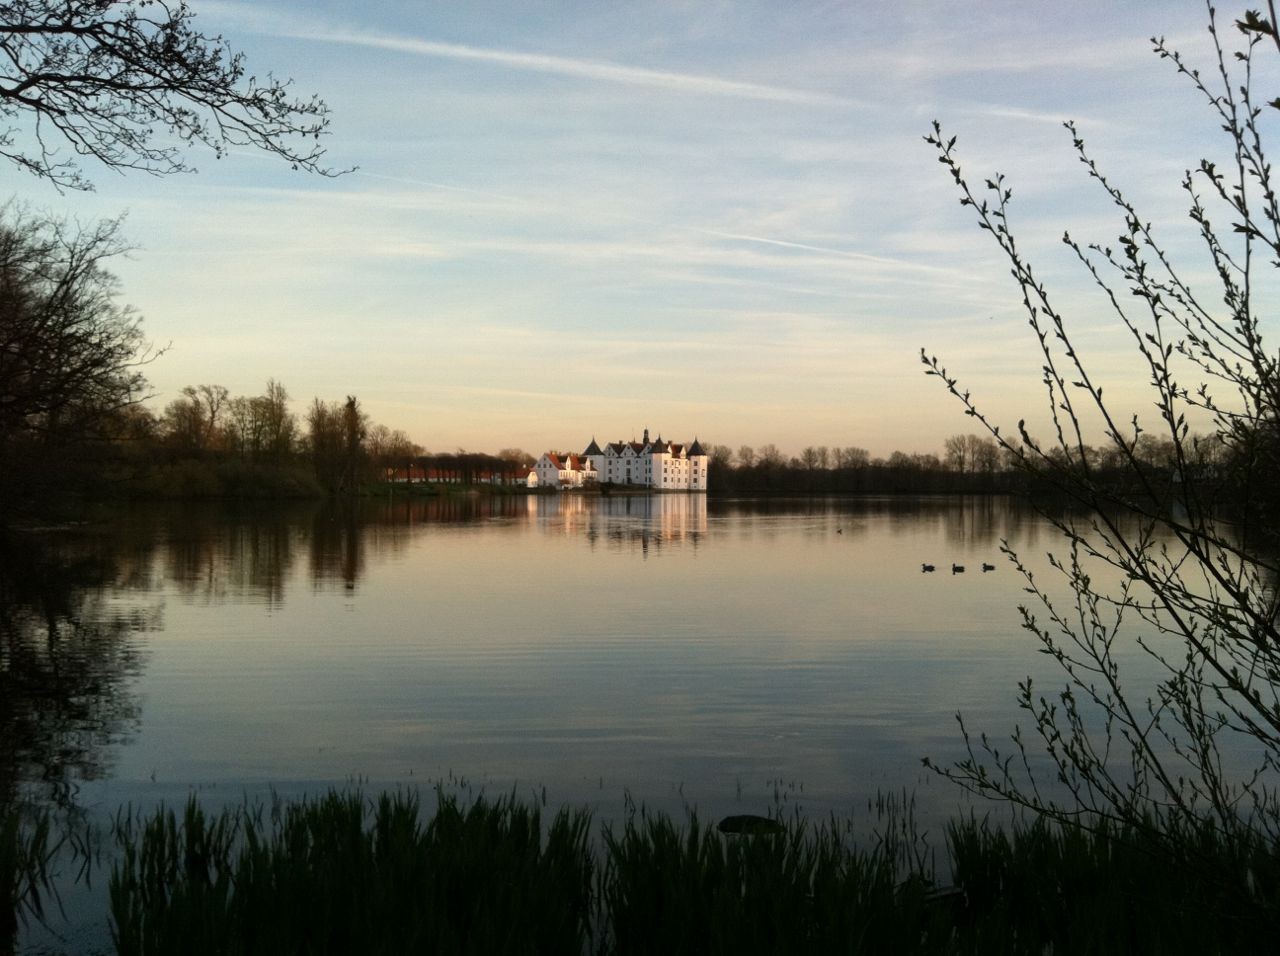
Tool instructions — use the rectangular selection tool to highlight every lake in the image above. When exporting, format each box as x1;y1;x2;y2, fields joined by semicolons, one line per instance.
3;492;1169;949
6;494;1093;820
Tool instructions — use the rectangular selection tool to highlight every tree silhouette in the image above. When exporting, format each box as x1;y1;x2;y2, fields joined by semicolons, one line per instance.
923;4;1280;847
0;0;341;189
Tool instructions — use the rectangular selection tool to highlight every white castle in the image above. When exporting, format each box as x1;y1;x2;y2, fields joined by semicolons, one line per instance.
531;429;708;491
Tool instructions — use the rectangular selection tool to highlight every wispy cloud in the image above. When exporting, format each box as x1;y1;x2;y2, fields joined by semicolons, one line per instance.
136;0;1205;454
948;104;1081;127
856;29;1208;81
355;170;546;210
216;2;859;108
315;31;853;106
694;229;978;280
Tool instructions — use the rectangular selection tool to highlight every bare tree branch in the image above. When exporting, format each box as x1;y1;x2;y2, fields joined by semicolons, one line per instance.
0;0;347;189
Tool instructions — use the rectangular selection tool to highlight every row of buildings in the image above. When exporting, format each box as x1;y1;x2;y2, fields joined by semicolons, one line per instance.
531;429;709;492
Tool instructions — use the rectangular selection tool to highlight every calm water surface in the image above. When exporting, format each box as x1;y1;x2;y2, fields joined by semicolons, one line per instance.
9;493;1201;949
7;494;1090;826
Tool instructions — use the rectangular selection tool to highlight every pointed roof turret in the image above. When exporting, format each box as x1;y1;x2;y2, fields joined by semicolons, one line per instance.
583;437;603;456
688;438;706;457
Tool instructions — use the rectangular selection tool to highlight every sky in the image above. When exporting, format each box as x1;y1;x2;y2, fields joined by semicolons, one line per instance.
7;0;1266;458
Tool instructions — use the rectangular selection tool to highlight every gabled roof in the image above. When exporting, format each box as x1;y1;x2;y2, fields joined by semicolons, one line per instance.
545;453;563;469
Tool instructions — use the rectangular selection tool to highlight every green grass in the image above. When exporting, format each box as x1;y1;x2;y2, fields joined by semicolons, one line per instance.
102;789;1280;955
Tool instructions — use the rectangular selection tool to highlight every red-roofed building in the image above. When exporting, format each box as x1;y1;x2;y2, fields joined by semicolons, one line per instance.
532;451;597;489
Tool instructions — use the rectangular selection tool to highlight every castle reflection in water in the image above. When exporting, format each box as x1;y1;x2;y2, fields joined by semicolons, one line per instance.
527;493;707;554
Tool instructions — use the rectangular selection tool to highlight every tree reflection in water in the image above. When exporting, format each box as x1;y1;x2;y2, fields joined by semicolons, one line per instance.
0;531;153;811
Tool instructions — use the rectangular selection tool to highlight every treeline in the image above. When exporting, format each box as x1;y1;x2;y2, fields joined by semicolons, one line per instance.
110;382;536;498
0;205;529;513
702;432;1228;496
0;202;1235;513
703;439;1006;495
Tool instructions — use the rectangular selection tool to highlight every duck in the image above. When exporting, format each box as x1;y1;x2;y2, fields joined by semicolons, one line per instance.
952;563;965;574
921;563;935;573
982;562;996;572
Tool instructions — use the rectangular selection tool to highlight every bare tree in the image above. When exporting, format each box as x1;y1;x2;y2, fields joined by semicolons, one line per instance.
736;444;756;468
835;446;869;469
191;383;227;450
161;383;226;454
707;444;733;470
223;394;257;459
260;378;296;461
212;380;295;462
161;388;202;453
0;206;151;445
757;443;784;468
497;447;535;466
968;434;999;475
922;4;1280;845
0;0;341;189
366;424;418;478
305;398;342;491
943;434;970;473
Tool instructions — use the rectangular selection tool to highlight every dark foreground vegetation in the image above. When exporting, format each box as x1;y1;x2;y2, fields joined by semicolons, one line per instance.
5;789;1277;955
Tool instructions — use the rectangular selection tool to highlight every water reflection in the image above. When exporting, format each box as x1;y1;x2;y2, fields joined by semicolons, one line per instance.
711;494;1040;550
14;492;1274;956
0;494;1088;811
132;495;719;600
0;531;153;809
131;495;1047;599
532;494;707;555
162;504;303;606
309;503;363;591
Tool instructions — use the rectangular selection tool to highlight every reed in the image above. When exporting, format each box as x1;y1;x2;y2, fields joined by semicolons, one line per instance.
106;788;1280;954
601;806;951;954
946;814;1280;954
110;789;593;956
1;803;58;956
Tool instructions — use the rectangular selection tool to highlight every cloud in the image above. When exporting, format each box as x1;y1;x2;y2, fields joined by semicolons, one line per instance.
354;170;548;210
209;2;859;108
948;104;1081;127
693;229;980;281
855;29;1209;82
